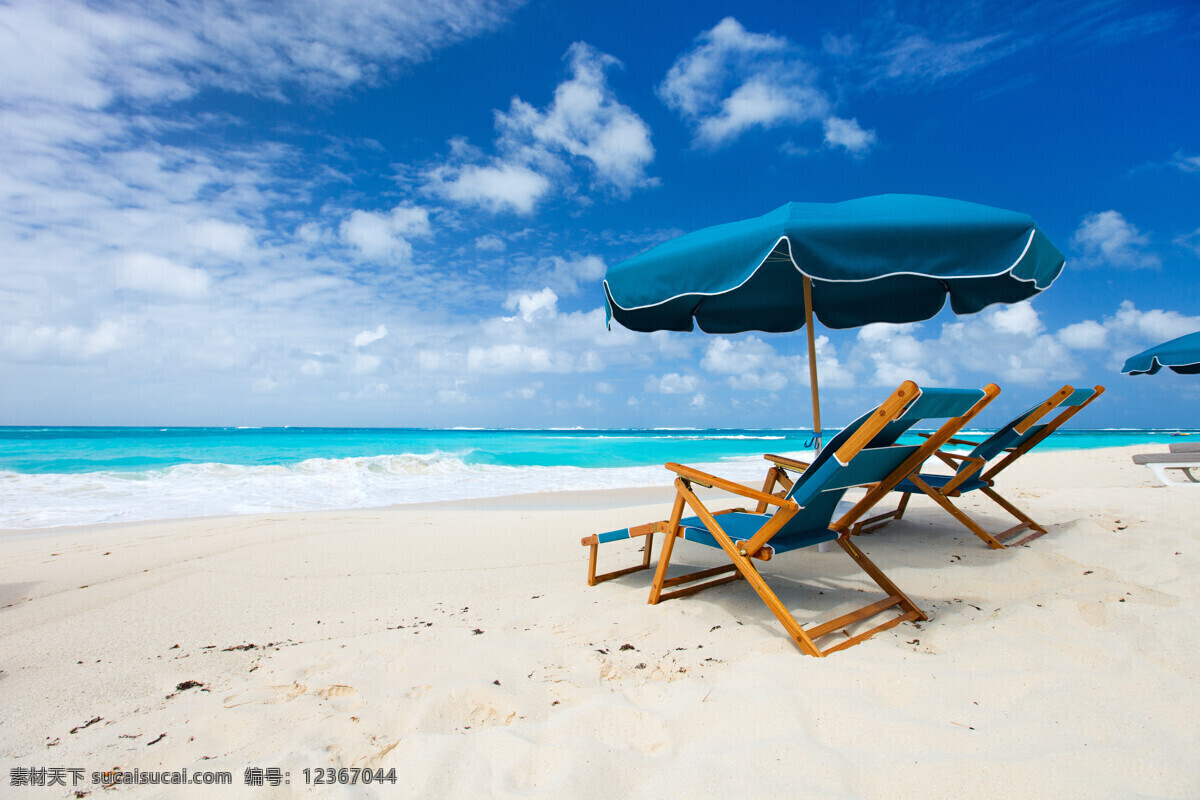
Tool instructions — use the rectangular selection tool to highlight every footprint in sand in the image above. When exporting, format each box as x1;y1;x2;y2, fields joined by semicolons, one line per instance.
417;687;518;734
223;682;308;707
223;682;361;710
316;684;361;712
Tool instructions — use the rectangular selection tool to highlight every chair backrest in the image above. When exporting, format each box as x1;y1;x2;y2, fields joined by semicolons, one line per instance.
962;385;1073;464
774;382;1000;538
977;385;1104;481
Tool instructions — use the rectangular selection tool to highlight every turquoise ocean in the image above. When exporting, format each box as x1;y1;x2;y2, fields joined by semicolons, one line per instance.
1;426;1194;530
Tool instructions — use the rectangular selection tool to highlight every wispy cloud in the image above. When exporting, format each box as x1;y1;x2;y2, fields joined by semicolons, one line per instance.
425;42;655;214
826;1;1182;95
1072;210;1161;269
0;0;526;420
659;17;873;153
1170;151;1200;173
1;0;524;110
340;205;431;263
823;117;876;154
1175;228;1200;258
879;32;1015;83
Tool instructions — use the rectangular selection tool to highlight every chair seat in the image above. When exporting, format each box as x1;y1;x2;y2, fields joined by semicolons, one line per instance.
679;512;838;554
894;472;988;494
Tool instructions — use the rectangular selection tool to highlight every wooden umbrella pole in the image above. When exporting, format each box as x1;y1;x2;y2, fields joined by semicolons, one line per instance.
803;275;822;452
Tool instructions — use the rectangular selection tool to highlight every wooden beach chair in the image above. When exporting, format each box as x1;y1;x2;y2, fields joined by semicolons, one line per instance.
856;385;1105;548
583;381;1000;656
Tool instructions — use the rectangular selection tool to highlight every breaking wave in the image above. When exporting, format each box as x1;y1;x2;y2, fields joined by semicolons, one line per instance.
0;451;770;530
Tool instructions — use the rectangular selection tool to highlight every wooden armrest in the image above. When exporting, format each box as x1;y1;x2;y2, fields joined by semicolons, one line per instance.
941;436;982;448
936;452;976;462
941;456;986;493
763;453;811;471
665;463;796;508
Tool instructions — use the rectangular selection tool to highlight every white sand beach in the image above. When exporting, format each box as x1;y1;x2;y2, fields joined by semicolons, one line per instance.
2;444;1198;798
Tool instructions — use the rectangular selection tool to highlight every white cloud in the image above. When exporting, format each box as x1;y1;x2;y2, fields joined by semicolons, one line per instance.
644;373;700;394
0;0;522;112
295;222;328;244
1051;301;1200;372
822;116;876;154
522;254;607;296
352;353;381;375
1170;151;1200;173
504;288;559;322
340;381;391;401
701;336;789;391
881;33;1012;83
990;302;1042;336
1109;300;1200;343
0;319;128;363
935;303;1077;385
1071;210;1160;269
340;204;430;262
114;252;210;298
474;234;506;252
185;219;256;258
659;17;831;148
697;77;829;147
437;387;468;403
300;359;326;377
467;344;572;374
498;43;655;193
1174;228;1200;257
697;332;853;393
1057;320;1108;350
659;17;789;116
429;162;551;215
354;325;388;348
426;42;653;213
854;323;939;387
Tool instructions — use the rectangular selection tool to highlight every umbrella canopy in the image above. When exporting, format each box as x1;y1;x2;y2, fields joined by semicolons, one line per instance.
604;194;1066;448
1121;331;1200;375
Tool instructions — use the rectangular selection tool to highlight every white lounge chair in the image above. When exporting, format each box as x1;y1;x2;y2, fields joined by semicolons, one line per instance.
1132;445;1200;486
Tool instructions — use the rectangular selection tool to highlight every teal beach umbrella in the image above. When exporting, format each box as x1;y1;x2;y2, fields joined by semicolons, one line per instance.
1121;331;1200;375
604;194;1066;448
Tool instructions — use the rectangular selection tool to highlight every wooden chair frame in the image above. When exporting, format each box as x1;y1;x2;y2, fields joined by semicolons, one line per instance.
595;381;999;657
855;385;1105;548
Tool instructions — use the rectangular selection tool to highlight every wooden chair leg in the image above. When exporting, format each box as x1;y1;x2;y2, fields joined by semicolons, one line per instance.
584;530;659;586
928;491;1007;549
732;558;825;657
907;475;1006;549
836;537;926;621
979;487;1048;545
648;493;686;605
852;492;912;535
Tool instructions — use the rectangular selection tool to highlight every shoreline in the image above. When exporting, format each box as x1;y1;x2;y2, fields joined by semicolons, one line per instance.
0;443;1175;538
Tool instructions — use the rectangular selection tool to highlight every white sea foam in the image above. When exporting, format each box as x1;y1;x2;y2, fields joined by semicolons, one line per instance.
0;452;779;531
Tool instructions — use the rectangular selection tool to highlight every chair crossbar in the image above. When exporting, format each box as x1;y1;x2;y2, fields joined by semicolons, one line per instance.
661;563;737;588
822;609;922;655
657;569;743;602
805;595;904;640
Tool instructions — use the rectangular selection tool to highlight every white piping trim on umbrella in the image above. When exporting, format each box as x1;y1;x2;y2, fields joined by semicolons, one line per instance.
1124;355;1200;374
605;229;1057;315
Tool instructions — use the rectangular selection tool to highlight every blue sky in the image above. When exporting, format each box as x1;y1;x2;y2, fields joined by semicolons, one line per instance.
1;0;1197;429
